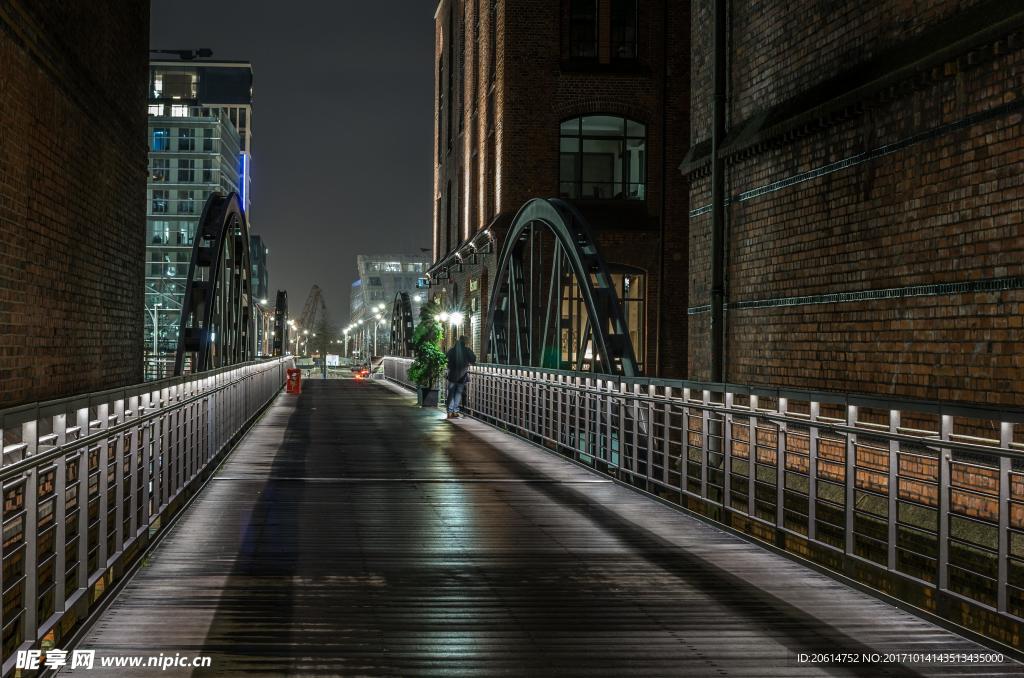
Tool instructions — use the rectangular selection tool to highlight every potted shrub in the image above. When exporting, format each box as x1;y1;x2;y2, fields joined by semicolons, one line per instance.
408;303;446;407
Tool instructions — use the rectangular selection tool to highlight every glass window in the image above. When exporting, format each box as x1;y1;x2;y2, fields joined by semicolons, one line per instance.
559;115;645;200
177;191;195;214
177;128;195;152
151;190;169;214
369;277;382;286
569;0;598;59
202;159;212;183
148;104;164;117
611;0;638;60
171;104;189;117
177;159;195;183
203;128;213;152
151;158;169;183
151;128;170;152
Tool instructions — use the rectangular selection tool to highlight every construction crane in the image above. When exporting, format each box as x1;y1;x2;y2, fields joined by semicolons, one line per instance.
298;284;328;334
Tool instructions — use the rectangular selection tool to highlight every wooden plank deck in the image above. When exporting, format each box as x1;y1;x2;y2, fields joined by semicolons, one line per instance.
64;379;1022;676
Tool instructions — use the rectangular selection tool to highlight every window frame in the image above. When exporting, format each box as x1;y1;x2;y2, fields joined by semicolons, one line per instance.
559;114;647;201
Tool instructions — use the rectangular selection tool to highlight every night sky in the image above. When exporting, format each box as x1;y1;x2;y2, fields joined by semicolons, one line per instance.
150;1;435;325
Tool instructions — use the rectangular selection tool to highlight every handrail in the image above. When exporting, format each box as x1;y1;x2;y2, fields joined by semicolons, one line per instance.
380;356;1024;650
0;357;292;672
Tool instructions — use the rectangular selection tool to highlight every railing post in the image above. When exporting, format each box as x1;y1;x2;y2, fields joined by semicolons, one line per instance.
776;398;787;531
888;409;900;570
748;395;757;518
937;414;952;591
646;385;655;490
140;394;151;533
662;387;672;486
723;391;733;511
845;404;858;557
76;406;89;590
699;390;709;499
22;462;38;647
113;398;125;558
96;402;109;568
53;412;67;617
808;401;819;541
999;421;1011;613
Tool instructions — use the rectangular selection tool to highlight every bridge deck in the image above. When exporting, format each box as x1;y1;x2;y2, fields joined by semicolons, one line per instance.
69;380;1020;676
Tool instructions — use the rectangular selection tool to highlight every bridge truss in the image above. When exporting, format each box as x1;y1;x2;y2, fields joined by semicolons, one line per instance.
174;192;254;375
485;198;639;377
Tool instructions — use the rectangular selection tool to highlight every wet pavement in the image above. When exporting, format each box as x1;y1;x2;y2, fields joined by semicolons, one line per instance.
68;380;1022;677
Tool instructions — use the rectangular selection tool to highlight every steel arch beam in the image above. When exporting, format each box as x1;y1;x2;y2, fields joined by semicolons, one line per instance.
174;192;254;375
390;291;414;357
485;198;639;377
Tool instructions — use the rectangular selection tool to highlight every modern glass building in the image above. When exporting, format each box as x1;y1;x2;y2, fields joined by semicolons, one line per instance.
144;106;241;380
348;254;431;358
149;61;254;181
144;59;260;380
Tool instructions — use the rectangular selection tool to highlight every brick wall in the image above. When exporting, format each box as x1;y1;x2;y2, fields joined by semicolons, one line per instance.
0;1;149;406
433;0;690;377
686;0;1024;407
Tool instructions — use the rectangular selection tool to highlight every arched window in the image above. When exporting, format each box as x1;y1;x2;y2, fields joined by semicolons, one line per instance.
559;115;646;200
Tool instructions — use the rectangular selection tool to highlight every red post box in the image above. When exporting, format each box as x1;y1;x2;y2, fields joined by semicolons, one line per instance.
286;368;302;394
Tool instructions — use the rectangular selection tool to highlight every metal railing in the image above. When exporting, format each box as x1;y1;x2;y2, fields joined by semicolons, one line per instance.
382;357;415;390
0;357;291;671
382;357;1024;645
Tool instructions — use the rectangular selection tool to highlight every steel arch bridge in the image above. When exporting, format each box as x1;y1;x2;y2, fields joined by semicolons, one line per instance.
390;291;414;357
485;198;639;377
174;192;254;375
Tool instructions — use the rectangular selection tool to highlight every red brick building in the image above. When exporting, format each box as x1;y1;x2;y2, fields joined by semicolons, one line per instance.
0;1;150;406
431;0;689;377
685;0;1024;406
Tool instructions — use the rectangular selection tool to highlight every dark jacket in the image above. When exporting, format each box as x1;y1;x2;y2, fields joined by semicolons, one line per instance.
445;343;477;384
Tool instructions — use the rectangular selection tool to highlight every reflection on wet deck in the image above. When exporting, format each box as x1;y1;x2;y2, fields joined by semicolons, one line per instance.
69;380;1021;676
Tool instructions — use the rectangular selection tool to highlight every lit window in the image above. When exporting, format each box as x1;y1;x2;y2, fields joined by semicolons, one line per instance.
171;104;189;117
177;191;195;214
151;128;170;152
559;115;646;200
151;158;169;182
152;190;169;214
148;104;164;117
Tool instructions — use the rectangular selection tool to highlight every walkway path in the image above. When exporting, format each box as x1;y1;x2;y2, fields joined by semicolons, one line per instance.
67;380;1021;676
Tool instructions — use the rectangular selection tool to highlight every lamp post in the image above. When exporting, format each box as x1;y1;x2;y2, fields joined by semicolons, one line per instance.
145;302;163;378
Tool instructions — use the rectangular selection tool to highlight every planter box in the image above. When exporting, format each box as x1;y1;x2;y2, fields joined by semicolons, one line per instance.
419;387;439;407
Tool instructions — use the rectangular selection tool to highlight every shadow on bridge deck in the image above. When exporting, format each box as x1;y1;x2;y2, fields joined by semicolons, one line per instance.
67;380;1021;677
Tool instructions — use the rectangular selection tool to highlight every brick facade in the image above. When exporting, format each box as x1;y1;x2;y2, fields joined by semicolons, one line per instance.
686;0;1024;407
432;0;690;376
0;1;149;406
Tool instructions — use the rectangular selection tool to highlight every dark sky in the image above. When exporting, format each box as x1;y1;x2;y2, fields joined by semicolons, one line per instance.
151;1;434;324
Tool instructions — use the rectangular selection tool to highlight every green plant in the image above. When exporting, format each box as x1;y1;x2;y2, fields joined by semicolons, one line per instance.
408;302;446;388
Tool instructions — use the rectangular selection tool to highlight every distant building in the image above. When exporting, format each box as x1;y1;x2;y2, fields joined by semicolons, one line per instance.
144;107;241;379
144;59;259;380
349;254;431;357
149;60;254;212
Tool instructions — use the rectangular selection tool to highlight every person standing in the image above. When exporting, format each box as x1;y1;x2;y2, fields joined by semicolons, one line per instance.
445;336;476;419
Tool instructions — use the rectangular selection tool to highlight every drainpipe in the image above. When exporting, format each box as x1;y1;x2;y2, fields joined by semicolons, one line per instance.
657;0;669;377
710;0;728;383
